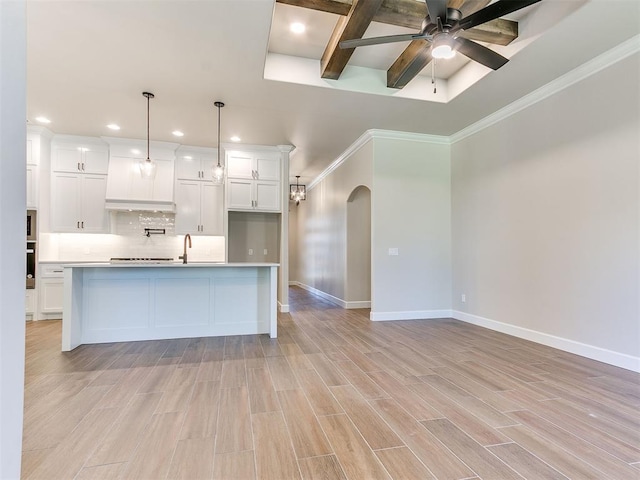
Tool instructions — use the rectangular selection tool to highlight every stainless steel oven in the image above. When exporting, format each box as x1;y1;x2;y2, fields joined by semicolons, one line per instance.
27;209;37;288
26;243;36;289
27;209;37;242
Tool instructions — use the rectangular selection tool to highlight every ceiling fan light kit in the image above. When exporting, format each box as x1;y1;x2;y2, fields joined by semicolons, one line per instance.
139;91;157;179
339;0;541;73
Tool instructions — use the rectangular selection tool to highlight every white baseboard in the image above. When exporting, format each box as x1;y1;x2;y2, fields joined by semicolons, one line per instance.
288;281;299;286
295;283;346;308
370;310;453;322
278;302;289;313
452;310;640;373
345;301;371;309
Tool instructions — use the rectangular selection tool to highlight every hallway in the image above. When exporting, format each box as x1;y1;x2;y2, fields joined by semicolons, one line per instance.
21;286;640;479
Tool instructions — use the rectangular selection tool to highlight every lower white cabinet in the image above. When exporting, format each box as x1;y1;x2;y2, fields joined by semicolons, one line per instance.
227;179;280;212
175;181;223;235
26;289;36;320
39;264;65;316
51;173;108;232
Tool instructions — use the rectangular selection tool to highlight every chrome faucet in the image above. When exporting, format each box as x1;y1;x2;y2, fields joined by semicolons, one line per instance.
179;234;192;264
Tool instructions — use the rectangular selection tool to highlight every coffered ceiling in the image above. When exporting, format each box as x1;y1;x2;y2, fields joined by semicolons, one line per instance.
26;0;640;184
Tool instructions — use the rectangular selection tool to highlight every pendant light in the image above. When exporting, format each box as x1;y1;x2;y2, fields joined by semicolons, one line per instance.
212;101;225;184
139;91;157;179
289;175;306;206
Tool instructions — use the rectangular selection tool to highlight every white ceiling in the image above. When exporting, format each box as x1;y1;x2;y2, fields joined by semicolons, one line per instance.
26;0;640;184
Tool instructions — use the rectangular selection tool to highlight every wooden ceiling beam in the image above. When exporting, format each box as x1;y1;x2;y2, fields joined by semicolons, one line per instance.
277;0;517;45
387;40;431;89
320;0;385;80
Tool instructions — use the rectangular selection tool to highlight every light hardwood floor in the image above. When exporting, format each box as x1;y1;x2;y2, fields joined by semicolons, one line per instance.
22;286;640;479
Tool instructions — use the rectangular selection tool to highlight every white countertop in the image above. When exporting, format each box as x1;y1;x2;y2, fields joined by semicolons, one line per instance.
62;262;279;268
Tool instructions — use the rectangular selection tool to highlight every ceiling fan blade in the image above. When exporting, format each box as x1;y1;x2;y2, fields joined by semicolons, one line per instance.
453;37;508;70
340;33;423;49
456;0;541;31
425;0;447;22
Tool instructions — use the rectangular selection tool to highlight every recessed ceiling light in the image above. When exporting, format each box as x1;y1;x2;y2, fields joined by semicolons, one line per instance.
183;156;193;160
290;22;306;34
230;136;241;142
35;116;51;124
131;149;141;155
107;124;120;130
172;130;184;137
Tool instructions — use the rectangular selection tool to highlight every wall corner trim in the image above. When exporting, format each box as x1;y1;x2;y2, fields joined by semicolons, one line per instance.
452;310;640;373
450;34;640;144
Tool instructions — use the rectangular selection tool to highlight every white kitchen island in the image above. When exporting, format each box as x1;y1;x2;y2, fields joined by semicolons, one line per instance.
62;262;278;351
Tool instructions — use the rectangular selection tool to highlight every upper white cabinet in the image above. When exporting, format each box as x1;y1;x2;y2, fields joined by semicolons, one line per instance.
103;138;178;212
51;137;109;233
26;138;38;209
226;150;281;212
52;140;109;174
175;150;217;181
174;146;224;235
26;127;52;210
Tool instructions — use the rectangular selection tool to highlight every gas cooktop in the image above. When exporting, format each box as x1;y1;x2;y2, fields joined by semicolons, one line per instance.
109;257;174;264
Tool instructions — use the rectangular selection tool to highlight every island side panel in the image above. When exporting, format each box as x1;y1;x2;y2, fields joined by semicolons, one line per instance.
62;267;84;351
270;265;278;338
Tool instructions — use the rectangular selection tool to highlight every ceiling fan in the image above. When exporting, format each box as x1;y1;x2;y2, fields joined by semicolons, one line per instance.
339;0;542;70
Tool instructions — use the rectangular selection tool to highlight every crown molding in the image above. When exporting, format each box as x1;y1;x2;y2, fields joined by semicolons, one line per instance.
450;34;640;144
308;129;448;190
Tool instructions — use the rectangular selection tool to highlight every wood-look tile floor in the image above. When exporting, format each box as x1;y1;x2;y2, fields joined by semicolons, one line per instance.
22;286;640;479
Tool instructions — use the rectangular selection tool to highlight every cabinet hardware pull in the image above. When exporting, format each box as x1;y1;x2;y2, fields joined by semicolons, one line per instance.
81;221;84;228
82;163;85;171
78;162;81;171
77;221;80;228
53;270;63;273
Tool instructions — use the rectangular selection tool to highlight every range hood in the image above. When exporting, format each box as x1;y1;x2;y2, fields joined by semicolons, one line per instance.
104;198;175;213
103;137;178;213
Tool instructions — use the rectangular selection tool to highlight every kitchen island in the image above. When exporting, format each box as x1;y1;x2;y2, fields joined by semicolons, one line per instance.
61;262;278;351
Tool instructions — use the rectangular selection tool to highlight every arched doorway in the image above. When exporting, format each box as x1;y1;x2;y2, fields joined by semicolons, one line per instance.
346;186;371;308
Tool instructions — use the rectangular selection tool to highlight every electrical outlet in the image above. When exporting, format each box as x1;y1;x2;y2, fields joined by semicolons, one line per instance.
263;249;268;255
388;248;399;256
461;294;466;303
248;249;254;256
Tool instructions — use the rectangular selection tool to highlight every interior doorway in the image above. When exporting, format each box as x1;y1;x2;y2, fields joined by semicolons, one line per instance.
346;185;371;308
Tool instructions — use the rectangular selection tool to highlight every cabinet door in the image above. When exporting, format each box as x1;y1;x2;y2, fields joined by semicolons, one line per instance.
40;278;64;314
105;156;136;200
83;149;109;174
151;159;175;202
81;175;108;232
26;165;37;208
51;173;81;232
255;181;281;211
25;290;36;315
226;153;254;179
175;181;201;234
255;154;280;181
201;183;224;235
176;155;202;180
54;146;83;172
227;179;253;210
201;154;217;180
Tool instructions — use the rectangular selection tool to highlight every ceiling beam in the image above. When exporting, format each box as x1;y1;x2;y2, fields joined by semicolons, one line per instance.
320;0;385;80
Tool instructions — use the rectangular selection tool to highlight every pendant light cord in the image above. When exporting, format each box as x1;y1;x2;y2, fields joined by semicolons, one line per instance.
217;104;221;168
146;94;150;161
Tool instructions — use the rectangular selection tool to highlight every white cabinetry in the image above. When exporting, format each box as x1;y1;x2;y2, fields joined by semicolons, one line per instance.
39;264;64;317
51;138;109;233
226;151;281;212
26;137;39;209
26;290;36;320
175;181;224;235
175;147;224;235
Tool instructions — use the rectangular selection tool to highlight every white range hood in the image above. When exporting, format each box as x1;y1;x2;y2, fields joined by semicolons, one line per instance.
103;137;178;213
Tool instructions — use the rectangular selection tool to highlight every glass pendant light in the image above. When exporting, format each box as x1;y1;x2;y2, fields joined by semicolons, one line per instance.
139;91;157;179
212;101;225;184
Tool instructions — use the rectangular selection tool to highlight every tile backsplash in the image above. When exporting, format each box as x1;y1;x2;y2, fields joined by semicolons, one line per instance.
39;212;225;262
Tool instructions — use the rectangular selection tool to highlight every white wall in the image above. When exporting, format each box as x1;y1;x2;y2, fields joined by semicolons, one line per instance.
288;203;299;283
346;186;371;304
0;1;26;477
451;52;640;369
371;136;451;319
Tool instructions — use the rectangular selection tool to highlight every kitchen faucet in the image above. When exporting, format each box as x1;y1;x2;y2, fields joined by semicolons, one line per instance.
179;234;192;264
